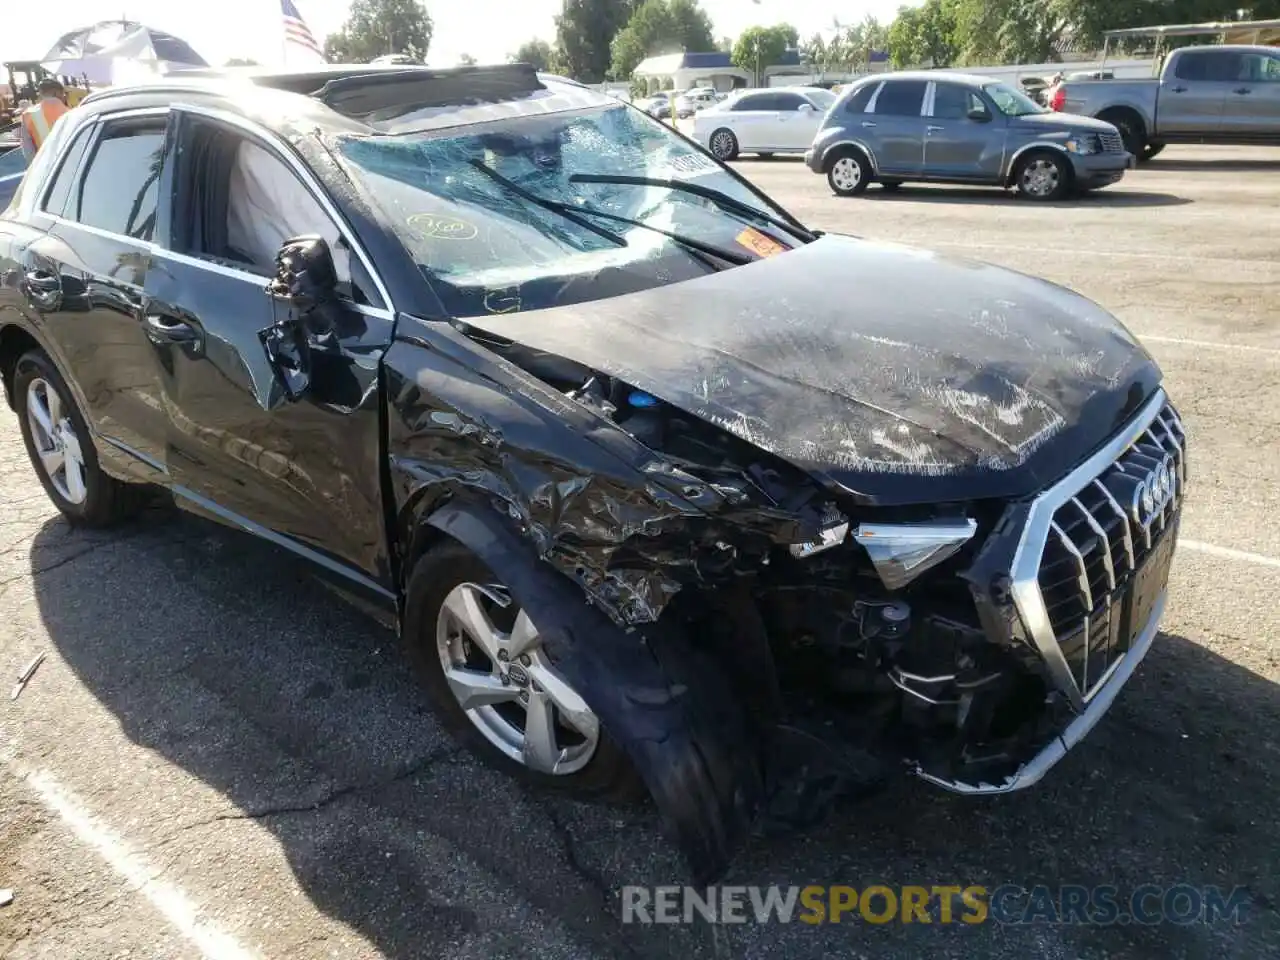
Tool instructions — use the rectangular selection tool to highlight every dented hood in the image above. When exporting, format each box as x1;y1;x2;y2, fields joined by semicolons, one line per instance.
459;234;1161;505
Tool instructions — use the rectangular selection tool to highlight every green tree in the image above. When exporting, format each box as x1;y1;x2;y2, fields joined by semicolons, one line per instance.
887;0;958;68
510;38;556;71
458;52;477;65
609;0;715;79
732;24;799;87
323;0;433;64
556;0;638;82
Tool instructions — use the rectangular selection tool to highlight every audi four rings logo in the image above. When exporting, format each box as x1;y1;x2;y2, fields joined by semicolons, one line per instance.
1132;457;1177;527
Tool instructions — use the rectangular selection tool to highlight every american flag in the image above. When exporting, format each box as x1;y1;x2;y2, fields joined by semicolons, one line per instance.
281;0;324;60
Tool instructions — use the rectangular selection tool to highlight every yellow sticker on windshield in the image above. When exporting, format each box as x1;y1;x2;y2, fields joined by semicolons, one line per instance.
736;227;787;258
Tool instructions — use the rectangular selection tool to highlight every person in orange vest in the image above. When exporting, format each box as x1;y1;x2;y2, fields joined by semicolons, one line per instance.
19;79;70;160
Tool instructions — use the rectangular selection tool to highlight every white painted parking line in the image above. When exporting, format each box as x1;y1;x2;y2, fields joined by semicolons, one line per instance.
18;765;257;960
1181;540;1280;571
1138;335;1280;357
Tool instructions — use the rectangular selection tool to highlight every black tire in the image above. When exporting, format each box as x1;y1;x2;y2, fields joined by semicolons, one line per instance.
708;128;739;161
1143;141;1166;161
14;350;146;527
1102;111;1147;160
402;540;642;801
1014;150;1071;202
826;148;871;196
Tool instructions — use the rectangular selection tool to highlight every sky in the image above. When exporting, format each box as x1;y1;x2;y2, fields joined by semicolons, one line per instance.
1;1;922;71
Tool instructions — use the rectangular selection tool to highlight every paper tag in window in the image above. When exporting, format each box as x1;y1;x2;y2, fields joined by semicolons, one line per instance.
736;227;787;258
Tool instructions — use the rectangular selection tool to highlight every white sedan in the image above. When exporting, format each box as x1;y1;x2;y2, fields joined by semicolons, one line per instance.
690;86;837;160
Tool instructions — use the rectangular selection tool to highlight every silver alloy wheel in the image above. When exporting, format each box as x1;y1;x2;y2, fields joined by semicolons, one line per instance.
26;378;87;505
436;582;600;775
1020;158;1061;198
710;130;735;159
831;156;862;192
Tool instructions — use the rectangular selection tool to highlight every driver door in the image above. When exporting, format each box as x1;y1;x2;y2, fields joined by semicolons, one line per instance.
143;110;397;591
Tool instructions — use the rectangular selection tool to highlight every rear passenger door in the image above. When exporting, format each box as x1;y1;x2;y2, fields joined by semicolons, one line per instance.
866;80;927;175
726;92;783;151
1159;50;1233;135
22;110;172;475
143;108;397;591
1220;50;1280;137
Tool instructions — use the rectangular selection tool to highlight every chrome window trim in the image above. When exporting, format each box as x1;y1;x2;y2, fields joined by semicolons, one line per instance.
922;82;936;117
1009;386;1170;711
171;102;395;314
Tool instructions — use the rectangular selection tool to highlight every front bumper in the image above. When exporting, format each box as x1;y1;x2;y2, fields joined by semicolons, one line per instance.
803;148;822;174
1068;150;1133;187
916;590;1165;794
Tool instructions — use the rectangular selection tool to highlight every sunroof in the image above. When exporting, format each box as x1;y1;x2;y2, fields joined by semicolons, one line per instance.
316;65;545;123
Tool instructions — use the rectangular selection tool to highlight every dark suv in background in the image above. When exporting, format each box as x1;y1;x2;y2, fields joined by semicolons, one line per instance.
806;71;1134;200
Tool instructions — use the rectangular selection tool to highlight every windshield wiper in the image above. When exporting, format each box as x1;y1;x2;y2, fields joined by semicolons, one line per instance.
467;160;627;249
567;173;816;243
469;160;751;267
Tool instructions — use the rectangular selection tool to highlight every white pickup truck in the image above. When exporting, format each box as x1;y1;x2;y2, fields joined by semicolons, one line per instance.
1049;44;1280;160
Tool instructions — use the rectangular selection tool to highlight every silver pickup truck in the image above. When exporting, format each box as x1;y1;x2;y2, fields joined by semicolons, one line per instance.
1051;44;1280;160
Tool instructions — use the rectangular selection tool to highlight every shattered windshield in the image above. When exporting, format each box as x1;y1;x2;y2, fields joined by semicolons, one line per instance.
333;104;803;318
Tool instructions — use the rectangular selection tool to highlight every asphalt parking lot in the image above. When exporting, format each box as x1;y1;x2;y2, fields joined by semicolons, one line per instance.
2;145;1278;960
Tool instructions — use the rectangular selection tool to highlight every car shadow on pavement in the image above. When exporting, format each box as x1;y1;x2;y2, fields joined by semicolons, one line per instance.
859;186;1192;208
29;509;1280;960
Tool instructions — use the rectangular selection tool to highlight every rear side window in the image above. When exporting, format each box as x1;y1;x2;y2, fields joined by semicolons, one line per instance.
1173;50;1240;82
874;81;927;117
73;120;166;240
772;93;807;111
732;93;774;111
41;124;94;217
843;83;879;114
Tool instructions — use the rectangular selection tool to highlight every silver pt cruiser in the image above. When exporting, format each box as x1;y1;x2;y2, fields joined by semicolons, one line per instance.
805;71;1135;200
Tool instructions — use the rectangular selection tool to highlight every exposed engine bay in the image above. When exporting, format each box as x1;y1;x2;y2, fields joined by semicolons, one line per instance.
473;334;1063;797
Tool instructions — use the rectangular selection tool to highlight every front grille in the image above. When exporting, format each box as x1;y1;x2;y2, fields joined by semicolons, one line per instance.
1034;403;1186;696
1099;131;1125;154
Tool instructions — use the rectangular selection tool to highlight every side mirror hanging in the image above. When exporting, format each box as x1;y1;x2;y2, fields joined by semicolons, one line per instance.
260;235;340;402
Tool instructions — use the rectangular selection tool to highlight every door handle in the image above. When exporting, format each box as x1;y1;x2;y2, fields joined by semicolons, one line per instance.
926;124;943;133
1170;85;1188;93
861;120;877;128
1233;87;1252;95
144;313;201;345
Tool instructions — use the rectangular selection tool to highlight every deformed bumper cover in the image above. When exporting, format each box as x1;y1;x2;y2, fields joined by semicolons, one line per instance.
916;591;1165;794
423;501;764;882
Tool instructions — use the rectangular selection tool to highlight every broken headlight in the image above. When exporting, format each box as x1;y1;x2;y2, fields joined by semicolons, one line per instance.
854;519;977;590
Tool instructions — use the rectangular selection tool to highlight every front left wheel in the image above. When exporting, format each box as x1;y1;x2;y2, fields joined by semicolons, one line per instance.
14;349;145;527
402;541;642;800
1014;151;1070;201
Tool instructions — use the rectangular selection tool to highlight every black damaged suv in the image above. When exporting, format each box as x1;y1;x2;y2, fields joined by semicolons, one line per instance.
0;65;1185;881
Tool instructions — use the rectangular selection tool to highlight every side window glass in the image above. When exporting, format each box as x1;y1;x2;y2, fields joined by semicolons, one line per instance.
1174;52;1207;81
73;121;166;240
733;94;768;112
176;118;381;308
932;84;972;120
41;124;94;217
844;83;878;114
773;94;805;111
873;81;927;117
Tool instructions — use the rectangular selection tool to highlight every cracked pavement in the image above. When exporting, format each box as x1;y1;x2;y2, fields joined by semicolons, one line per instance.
2;145;1279;959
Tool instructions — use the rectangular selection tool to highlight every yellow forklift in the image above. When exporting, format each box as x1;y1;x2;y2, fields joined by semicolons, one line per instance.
2;61;89;125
